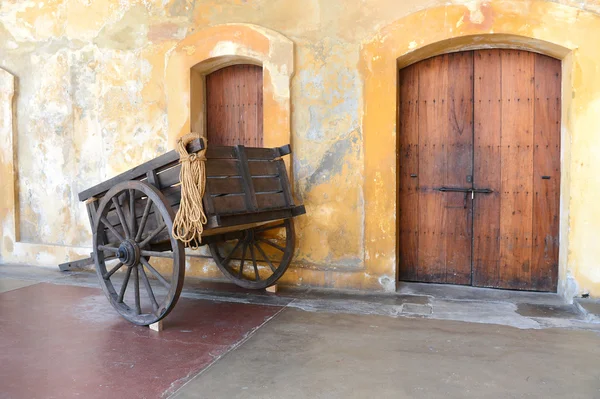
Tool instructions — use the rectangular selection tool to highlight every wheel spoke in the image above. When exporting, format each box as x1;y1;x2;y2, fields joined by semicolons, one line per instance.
140;250;174;258
221;239;243;268
254;243;277;273
100;216;125;243
135;199;153;242
138;223;166;248
237;241;248;278
112;196;131;239
139;265;159;312
254;222;286;233
128;189;136;236
249;244;260;281
98;245;119;253
103;261;123;279
134;266;141;315
140;257;170;289
257;237;286;252
118;266;133;303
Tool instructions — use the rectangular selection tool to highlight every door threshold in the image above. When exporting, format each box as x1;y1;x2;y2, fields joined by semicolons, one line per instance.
397;281;566;306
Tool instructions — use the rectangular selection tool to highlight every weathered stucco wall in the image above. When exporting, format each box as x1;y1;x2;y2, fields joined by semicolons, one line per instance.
1;0;600;298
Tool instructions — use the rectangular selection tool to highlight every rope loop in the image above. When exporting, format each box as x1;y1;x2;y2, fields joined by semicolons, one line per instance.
171;133;208;249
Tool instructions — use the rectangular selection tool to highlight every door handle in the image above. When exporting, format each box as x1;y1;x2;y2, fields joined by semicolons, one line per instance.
438;187;493;199
438;187;470;193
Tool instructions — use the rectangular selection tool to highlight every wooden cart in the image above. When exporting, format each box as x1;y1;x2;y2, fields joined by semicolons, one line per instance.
76;139;305;325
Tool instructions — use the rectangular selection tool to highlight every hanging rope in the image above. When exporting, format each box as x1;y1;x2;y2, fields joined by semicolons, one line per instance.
172;133;207;249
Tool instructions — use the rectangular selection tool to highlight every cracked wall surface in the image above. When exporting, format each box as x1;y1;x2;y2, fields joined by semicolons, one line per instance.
1;0;600;297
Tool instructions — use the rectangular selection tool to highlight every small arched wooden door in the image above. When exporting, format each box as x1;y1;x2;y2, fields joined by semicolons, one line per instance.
205;64;263;147
398;50;561;292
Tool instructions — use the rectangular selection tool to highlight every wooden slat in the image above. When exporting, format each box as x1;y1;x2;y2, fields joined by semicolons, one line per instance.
398;63;420;281
155;165;179;189
498;50;535;290
257;67;263;146
87;199;108;246
235;145;259;211
531;53;561;291
442;51;473;285
245;147;278;160
256;192;287;210
274;160;293;207
78;139;204;201
205;145;287;160
248;160;278;176
206;146;236;159
253;176;282;193
245;65;256;147
208;206;303;230
206;159;240;177
146;169;160;188
212;194;248;214
207;177;245;195
472;49;503;288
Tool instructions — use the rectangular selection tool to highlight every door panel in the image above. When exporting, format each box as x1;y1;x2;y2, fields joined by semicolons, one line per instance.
498;50;536;289
399;52;473;284
531;54;561;291
398;64;420;281
442;52;474;284
206;64;263;147
398;49;561;292
472;50;503;288
472;50;561;291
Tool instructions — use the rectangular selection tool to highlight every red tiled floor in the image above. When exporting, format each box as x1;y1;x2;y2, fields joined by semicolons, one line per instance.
0;283;283;398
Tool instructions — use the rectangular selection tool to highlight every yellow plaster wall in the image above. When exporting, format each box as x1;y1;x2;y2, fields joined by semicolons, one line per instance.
1;0;600;298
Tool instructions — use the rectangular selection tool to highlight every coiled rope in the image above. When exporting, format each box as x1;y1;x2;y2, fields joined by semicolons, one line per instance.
172;133;207;249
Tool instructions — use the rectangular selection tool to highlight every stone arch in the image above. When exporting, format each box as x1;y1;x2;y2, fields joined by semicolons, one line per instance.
359;1;600;297
165;23;294;149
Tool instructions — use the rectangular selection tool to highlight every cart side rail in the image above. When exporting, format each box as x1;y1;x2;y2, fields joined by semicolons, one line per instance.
78;142;291;202
78;139;205;202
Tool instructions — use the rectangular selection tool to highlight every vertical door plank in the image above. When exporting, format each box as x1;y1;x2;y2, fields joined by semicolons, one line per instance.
242;65;251;146
256;66;264;147
417;55;450;283
216;68;224;145
206;64;263;147
443;51;473;285
398;64;420;281
206;69;216;143
532;54;561;291
498;50;536;289
472;49;503;288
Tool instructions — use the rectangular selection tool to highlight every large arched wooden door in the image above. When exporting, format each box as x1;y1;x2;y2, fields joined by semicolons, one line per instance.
205;64;263;146
398;50;561;292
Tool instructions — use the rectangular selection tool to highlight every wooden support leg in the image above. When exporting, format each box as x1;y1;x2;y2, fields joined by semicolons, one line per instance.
149;320;163;332
266;285;277;293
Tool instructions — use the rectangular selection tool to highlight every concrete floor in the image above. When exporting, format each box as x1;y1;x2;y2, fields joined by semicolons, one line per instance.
1;265;600;398
174;309;600;399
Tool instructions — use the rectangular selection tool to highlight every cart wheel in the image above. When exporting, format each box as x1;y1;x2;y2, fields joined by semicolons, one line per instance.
92;181;185;325
209;218;295;289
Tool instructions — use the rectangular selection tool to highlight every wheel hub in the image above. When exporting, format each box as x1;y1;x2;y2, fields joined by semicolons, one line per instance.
117;239;140;267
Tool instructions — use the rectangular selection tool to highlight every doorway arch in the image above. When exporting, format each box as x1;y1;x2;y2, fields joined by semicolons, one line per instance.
165;23;294;150
397;49;562;292
358;2;593;298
